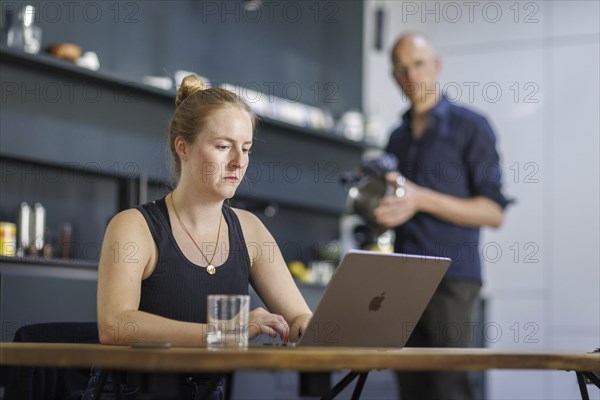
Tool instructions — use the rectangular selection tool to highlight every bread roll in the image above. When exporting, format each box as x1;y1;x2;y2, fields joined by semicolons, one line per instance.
47;43;82;63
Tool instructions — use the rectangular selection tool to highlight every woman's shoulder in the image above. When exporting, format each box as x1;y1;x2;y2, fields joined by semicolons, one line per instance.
230;207;261;226
105;208;152;240
109;207;146;225
230;207;271;239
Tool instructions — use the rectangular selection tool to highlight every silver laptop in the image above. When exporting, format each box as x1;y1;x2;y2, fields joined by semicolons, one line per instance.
296;250;451;348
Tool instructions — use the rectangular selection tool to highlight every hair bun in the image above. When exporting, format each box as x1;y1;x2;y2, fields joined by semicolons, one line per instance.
175;75;207;107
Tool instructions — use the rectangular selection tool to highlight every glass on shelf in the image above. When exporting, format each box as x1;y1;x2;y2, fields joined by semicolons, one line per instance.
6;4;42;54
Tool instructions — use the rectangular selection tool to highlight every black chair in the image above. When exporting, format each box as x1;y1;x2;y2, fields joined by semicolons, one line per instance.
2;322;99;400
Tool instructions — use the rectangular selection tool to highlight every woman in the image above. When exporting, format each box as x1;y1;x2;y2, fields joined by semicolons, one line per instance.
83;75;312;399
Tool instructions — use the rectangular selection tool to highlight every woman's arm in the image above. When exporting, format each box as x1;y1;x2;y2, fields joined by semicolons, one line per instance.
234;209;313;342
96;209;208;347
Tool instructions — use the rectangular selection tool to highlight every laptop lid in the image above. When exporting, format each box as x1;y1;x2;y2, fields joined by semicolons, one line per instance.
297;250;451;348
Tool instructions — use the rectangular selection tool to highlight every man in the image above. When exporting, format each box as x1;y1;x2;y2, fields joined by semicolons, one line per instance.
374;33;511;400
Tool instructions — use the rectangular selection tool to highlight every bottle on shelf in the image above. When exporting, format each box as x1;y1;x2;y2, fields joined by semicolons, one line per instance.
30;202;46;255
17;202;31;256
59;222;73;259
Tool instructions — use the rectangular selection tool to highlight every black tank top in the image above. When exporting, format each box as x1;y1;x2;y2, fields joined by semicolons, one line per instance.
136;196;250;323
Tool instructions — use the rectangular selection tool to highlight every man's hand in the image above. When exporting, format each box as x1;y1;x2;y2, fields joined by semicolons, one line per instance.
373;172;422;228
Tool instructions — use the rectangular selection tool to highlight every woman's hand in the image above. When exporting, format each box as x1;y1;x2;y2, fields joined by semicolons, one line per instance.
247;307;290;342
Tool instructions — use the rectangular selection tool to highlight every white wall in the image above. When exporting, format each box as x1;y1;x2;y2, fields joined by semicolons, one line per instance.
363;1;599;399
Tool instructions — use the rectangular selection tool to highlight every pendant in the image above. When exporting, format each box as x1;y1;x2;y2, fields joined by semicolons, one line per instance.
207;265;216;275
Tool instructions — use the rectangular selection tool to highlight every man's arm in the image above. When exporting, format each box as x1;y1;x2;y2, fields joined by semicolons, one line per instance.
374;173;504;229
416;185;504;228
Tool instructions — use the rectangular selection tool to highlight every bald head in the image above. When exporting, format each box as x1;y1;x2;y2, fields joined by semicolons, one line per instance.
391;32;437;64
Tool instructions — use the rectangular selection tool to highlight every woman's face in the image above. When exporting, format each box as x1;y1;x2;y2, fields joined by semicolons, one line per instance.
180;107;253;199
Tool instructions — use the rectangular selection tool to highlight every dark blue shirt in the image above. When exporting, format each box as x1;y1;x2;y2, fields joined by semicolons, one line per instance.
386;96;511;282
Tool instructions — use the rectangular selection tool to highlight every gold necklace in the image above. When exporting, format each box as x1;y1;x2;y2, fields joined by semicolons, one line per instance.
170;194;223;275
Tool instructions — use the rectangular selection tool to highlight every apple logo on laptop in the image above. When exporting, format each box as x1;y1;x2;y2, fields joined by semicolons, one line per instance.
369;292;386;311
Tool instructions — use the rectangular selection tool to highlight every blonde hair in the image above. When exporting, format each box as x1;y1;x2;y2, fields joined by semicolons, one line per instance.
168;75;257;182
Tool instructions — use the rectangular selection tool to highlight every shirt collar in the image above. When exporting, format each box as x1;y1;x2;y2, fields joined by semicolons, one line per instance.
401;95;450;123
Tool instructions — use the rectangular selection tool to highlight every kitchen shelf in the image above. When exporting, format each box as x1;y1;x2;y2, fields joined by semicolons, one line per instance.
0;47;367;150
0;255;97;270
0;256;330;290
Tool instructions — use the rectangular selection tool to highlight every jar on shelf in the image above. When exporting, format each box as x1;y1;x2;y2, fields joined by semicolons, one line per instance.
0;222;17;257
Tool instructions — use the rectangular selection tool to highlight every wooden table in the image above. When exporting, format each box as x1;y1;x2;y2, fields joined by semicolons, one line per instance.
2;343;599;399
